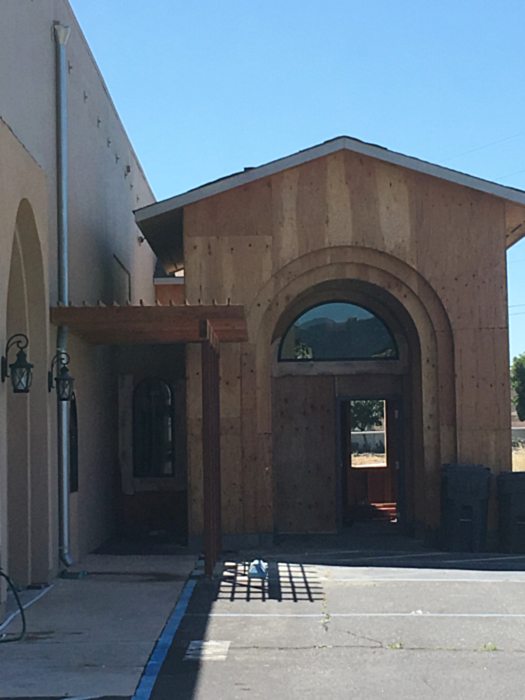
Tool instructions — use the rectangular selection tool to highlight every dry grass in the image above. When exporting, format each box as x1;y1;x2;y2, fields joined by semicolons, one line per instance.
512;449;525;472
352;453;387;468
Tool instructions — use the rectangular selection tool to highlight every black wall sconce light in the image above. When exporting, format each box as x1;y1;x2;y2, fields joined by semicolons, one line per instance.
48;351;75;401
1;334;34;393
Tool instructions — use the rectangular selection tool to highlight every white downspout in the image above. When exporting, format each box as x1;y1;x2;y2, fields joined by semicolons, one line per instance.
54;22;73;567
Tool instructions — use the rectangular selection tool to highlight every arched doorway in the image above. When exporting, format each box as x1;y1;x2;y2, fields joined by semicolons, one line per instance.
270;279;422;536
5;200;49;586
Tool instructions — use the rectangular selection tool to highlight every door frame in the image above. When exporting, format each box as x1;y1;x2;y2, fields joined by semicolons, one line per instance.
336;393;405;529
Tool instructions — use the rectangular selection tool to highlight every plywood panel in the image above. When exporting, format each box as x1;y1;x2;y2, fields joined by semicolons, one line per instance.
184;236;272;308
271;168;299;271
220;434;243;534
239;344;273;532
295;157;329;257
220;343;241;419
187;427;203;536
186;344;202;423
376;162;415;267
273;375;337;533
219;344;243;534
185;177;273;238
455;328;511;434
410;172;507;330
344;150;383;249
335;374;402;398
326;151;353;247
256;432;273;532
457;428;511;472
155;283;184;305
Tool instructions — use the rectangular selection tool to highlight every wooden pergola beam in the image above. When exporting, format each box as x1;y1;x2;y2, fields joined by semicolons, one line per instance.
52;303;235;577
200;320;221;577
50;303;248;344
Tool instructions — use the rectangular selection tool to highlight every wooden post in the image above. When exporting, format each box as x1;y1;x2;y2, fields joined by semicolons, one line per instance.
200;320;221;577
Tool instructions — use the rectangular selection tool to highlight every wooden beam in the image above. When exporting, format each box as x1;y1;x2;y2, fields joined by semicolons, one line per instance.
202;334;221;577
50;304;248;344
199;319;220;353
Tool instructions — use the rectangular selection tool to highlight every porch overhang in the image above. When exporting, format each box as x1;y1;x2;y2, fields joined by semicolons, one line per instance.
51;301;245;577
50;302;248;344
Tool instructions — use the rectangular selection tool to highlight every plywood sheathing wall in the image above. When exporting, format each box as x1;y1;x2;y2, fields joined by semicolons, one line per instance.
184;149;510;536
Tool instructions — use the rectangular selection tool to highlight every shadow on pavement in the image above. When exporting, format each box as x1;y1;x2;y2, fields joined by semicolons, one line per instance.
260;522;525;571
150;577;216;700
218;561;324;602
148;522;525;699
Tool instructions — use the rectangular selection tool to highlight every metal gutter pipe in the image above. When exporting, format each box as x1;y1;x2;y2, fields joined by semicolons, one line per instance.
54;22;73;567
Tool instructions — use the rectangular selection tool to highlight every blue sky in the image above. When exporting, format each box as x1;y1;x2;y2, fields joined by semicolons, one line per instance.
70;0;525;358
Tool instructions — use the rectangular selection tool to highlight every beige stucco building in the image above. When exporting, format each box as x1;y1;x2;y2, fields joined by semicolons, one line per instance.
0;0;156;620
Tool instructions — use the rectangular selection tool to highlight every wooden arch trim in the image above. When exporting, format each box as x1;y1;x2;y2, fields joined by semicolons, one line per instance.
249;248;455;533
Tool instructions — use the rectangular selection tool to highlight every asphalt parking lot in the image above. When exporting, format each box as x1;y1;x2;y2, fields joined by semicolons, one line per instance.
148;530;525;700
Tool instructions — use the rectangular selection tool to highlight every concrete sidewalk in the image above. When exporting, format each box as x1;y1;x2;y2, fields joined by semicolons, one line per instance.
0;552;197;699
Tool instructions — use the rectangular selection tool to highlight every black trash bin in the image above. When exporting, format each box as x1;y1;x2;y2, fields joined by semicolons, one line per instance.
440;463;493;552
497;471;525;553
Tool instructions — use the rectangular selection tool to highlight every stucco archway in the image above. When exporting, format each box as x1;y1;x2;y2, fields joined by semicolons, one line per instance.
5;200;50;586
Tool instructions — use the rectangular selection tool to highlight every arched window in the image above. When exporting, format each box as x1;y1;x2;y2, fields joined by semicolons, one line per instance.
133;378;174;478
279;302;398;361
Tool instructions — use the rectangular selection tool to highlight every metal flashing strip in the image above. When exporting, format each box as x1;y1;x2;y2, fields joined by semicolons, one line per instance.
132;577;197;700
153;277;184;285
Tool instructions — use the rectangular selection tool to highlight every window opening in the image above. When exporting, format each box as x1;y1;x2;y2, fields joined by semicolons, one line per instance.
350;399;387;469
69;392;79;493
279;302;398;361
133;378;174;478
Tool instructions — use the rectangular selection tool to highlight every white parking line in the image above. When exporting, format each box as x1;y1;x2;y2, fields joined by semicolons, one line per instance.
188;612;525;619
316;552;525;564
327;577;525;583
184;640;231;661
332;613;525;618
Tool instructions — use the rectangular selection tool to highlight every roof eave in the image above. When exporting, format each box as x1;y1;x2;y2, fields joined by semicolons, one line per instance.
134;136;525;224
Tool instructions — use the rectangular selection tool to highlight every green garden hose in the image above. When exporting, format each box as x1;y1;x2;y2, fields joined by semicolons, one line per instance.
0;569;26;642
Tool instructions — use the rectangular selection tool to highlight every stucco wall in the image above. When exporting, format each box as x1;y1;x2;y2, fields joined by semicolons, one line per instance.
0;118;53;601
0;0;157;599
0;0;156;307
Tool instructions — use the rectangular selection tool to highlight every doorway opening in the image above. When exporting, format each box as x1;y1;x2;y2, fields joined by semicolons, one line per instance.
338;396;404;527
271;279;419;537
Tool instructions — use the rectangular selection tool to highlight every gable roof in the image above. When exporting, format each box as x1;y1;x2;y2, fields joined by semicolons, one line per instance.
134;136;525;269
136;135;525;222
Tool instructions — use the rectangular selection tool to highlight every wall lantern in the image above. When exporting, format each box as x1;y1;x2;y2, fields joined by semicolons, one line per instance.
1;334;34;393
48;351;75;401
